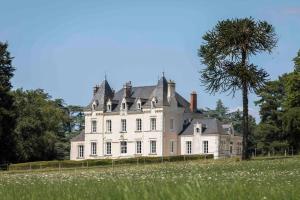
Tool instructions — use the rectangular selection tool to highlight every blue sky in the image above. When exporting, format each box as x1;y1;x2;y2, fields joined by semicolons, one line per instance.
1;0;300;121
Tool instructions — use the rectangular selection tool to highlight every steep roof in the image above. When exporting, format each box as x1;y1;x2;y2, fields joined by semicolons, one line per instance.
86;80;114;111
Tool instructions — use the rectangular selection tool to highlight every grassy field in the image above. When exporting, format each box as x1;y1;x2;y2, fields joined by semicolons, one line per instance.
0;157;299;200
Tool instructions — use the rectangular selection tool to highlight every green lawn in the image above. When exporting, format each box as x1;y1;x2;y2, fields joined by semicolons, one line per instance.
0;157;299;200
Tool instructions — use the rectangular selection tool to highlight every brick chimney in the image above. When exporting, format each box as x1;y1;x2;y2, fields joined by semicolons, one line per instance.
123;81;132;98
190;91;197;112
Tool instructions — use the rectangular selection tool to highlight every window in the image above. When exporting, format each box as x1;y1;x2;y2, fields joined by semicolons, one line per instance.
150;118;156;131
170;119;174;130
196;128;200;133
136;141;142;154
91;120;97;133
136;119;142;131
78;145;84;158
150;140;157;154
151;100;155;108
170;141;175;154
107;104;111;112
203;141;208;153
230;146;233;154
91;142;97;155
121;119;127;132
106;142;111;155
137;102;141;110
186;141;192;154
120;141;127;154
106;120;112;133
122;103;126;110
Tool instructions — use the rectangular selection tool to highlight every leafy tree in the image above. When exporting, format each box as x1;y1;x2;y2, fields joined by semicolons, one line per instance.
198;17;277;159
13;89;70;162
282;107;300;152
215;99;228;121
293;49;300;72
0;42;17;163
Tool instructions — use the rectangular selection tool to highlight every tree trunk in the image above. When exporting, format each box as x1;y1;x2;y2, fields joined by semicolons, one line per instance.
242;83;249;160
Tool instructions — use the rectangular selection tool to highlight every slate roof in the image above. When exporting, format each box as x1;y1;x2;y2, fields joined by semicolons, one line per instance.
180;118;225;135
70;131;85;142
85;76;192;113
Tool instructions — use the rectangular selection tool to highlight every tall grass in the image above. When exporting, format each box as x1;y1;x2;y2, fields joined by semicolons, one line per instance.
0;157;299;200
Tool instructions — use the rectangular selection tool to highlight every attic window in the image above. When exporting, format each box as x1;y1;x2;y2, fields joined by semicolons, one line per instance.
122;103;126;110
196;128;200;133
107;104;111;112
137;102;141;110
151;98;157;109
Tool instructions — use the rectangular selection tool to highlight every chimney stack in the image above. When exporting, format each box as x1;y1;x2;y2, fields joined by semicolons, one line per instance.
167;80;176;100
123;81;132;98
190;91;197;112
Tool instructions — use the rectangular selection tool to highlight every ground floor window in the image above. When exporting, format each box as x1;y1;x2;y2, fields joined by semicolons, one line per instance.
170;141;175;154
78;145;84;158
136;141;142;154
106;142;111;155
150;140;157;154
91;142;97;155
186;141;192;154
120;141;127;154
203;141;208;153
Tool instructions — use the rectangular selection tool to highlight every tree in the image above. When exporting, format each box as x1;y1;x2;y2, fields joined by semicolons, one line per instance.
198;18;277;159
293;49;300;72
0;42;17;163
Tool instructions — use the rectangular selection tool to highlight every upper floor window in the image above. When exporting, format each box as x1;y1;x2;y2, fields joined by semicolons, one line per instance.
150;118;156;131
151;97;157;109
121;119;127;132
170;119;174;130
91;120;97;133
196;128;200;133
137;102;141;110
136;118;142;131
107;103;112;112
91;142;97;155
170;141;175;154
106;120;112;133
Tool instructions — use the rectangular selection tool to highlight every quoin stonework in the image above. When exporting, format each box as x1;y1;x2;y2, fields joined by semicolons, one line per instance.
70;75;242;160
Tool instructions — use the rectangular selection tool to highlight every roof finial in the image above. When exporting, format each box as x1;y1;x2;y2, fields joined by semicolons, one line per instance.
162;71;165;77
104;72;107;81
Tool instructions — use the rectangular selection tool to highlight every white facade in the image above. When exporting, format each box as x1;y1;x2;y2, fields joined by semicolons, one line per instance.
70;76;242;160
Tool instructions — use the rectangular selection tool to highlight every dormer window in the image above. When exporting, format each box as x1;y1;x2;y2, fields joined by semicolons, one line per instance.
151;97;157;109
122;103;126;110
92;100;99;110
137;99;142;110
196;128;200;133
107;100;112;112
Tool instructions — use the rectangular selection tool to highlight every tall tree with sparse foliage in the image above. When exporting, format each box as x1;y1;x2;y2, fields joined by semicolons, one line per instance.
198;18;277;159
0;42;17;163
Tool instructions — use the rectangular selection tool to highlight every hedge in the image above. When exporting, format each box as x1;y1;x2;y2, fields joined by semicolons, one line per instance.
7;154;213;171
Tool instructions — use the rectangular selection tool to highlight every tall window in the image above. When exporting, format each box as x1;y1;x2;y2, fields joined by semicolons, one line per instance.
91;120;97;133
186;141;192;154
136;119;142;131
137;102;141;110
107;104;111;112
150;118;156;131
120;141;127;154
150;140;157;154
91;142;97;155
78;145;84;158
106;120;112;133
121;119;127;132
170;119;174;130
170;141;175;154
136;141;142;154
106;142;111;155
203;141;208;153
